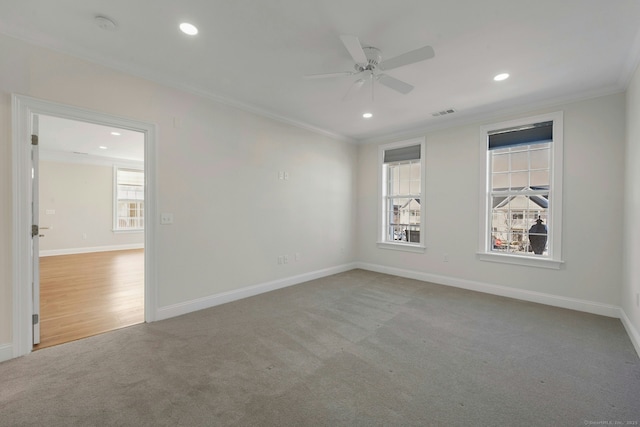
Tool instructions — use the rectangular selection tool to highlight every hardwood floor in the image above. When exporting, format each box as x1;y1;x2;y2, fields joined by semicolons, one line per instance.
34;249;144;350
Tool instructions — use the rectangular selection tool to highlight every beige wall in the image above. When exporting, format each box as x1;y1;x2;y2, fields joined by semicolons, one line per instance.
624;63;640;337
0;34;357;345
38;161;144;253
357;93;626;305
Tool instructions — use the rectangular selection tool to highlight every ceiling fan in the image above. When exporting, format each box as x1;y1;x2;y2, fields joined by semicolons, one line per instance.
305;35;435;98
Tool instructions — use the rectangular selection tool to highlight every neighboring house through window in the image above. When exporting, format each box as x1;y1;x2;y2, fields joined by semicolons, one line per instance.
378;138;426;252
478;112;563;269
114;167;144;231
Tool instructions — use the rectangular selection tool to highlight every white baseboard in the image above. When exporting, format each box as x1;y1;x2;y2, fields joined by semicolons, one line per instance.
0;343;13;363
619;309;640;358
355;262;621;318
40;243;144;257
155;263;357;321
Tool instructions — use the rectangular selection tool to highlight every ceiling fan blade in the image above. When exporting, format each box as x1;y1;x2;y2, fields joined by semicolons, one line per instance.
379;45;435;71
377;74;414;94
342;78;366;101
340;34;368;64
303;71;355;79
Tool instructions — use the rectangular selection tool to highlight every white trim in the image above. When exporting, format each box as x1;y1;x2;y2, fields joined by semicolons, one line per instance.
476;252;564;270
11;94;157;358
478;111;564;268
0;343;13;363
376;242;426;253
40;243;144;257
156;263;356;321
355;262;620;318
619;309;640;359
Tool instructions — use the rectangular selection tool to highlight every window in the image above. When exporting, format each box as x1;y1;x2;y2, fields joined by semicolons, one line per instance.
378;138;426;252
478;112;563;268
114;167;144;231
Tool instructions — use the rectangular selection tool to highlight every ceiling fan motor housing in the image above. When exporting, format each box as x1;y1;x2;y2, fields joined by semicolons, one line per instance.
354;47;382;72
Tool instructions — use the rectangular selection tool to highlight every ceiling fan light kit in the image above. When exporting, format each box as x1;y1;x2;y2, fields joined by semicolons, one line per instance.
305;34;435;99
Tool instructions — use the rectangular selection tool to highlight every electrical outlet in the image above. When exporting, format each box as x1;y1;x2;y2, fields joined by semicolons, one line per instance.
160;213;174;225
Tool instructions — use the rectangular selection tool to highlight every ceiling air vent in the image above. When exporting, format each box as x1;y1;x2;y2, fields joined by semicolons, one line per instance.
431;108;456;117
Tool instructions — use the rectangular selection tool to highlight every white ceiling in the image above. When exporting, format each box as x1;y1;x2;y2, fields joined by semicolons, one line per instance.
38;115;144;162
2;0;640;142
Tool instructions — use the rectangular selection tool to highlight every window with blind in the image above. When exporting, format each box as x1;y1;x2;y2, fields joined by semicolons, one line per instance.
479;112;563;268
114;167;144;231
378;138;425;251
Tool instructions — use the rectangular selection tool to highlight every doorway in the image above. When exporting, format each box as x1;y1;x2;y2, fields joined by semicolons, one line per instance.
35;115;145;349
12;95;157;358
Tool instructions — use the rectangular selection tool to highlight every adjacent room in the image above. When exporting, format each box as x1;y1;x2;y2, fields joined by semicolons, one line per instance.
35;115;145;349
1;0;639;425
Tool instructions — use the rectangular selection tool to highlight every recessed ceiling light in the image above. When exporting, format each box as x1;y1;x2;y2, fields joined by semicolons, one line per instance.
179;22;198;36
111;131;121;136
99;146;108;150
494;73;510;81
362;112;373;119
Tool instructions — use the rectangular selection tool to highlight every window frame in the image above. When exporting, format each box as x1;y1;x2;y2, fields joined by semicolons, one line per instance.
477;112;564;269
113;166;145;233
377;137;426;253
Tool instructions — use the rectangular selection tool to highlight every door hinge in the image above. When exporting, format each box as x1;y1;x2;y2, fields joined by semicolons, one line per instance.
31;134;39;146
32;224;38;238
32;314;39;325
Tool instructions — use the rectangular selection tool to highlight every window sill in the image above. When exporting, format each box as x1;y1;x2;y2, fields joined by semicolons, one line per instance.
477;252;564;269
377;242;426;253
113;229;144;233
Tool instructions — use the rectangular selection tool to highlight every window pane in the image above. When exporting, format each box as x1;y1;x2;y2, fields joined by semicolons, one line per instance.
410;162;421;180
491;195;549;255
410;162;421;194
510;171;528;189
492;153;509;173
510;151;529;171
399;163;410;181
410;179;420;195
389;165;400;195
530;147;550;169
530;170;549;187
492;173;509;190
491;173;509;190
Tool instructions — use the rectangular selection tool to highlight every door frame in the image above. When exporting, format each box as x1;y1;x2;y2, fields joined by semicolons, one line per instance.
11;94;157;358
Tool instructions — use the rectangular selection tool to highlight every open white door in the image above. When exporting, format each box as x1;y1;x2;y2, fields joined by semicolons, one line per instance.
31;114;40;345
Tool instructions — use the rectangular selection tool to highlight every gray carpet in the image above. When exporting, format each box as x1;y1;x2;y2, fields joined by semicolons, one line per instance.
1;269;639;426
